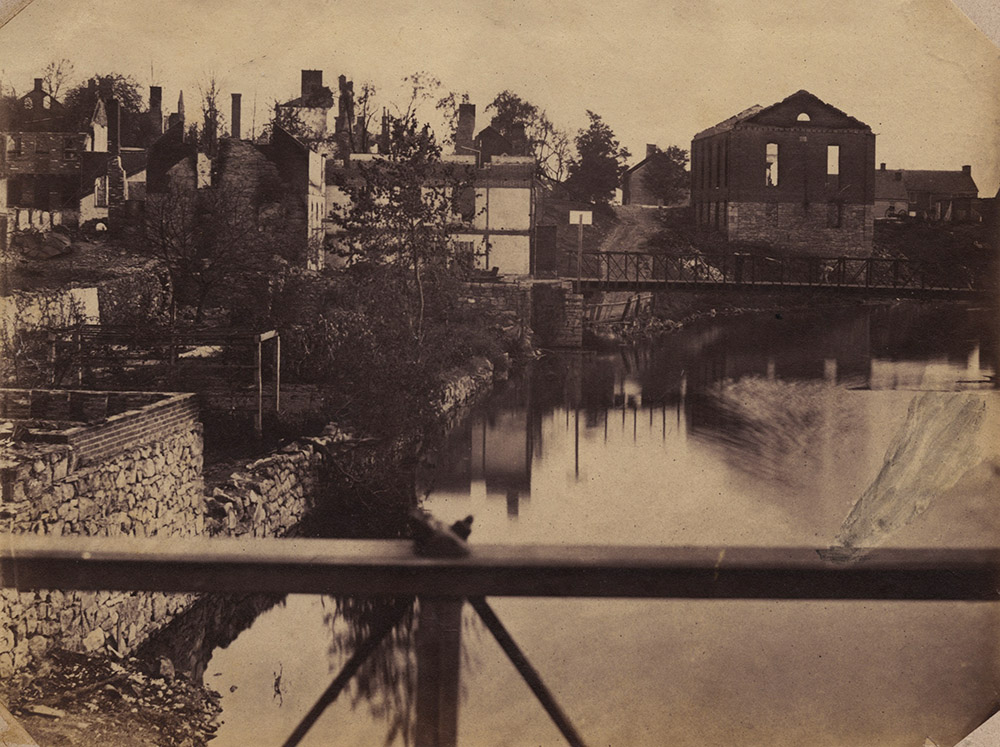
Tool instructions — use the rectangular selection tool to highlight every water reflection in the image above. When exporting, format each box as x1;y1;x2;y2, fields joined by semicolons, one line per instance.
199;302;999;746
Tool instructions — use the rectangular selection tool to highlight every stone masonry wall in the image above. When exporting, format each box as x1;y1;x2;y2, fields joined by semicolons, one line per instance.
728;201;874;256
0;357;504;676
0;400;205;675
531;281;583;348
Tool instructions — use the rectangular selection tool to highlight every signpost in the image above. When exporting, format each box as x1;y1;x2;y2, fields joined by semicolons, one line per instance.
568;210;592;286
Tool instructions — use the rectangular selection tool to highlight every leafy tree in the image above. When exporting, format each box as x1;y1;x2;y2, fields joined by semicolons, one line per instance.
62;73;149;145
641;145;689;206
485;90;571;181
566;111;631;204
331;112;472;353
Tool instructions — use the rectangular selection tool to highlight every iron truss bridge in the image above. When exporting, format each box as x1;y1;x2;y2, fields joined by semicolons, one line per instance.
567;252;996;299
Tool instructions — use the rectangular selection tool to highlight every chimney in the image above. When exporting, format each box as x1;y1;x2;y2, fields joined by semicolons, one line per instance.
510;122;528;156
962;164;971;175
34;78;43;93
108;98;121;155
301;70;323;98
880;163;886;170
646;144;657;159
149;86;163;137
455;103;475;154
231;93;242;139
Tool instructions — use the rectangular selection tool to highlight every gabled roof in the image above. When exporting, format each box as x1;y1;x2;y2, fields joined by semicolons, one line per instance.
693;90;870;141
693;105;764;140
744;90;870;130
874;169;908;201
897;169;978;196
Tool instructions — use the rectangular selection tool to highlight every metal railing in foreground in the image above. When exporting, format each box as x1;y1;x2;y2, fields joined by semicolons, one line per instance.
2;535;999;746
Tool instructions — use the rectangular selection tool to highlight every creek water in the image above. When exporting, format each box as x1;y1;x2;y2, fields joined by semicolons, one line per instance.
188;301;999;746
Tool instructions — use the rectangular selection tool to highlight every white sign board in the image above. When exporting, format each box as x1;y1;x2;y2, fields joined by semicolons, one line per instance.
568;210;593;225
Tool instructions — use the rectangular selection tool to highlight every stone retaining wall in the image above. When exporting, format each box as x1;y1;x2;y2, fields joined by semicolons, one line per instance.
0;358;503;676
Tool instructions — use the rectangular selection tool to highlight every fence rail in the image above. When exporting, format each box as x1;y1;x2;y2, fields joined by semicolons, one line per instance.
3;535;999;601
4;534;999;746
566;251;992;295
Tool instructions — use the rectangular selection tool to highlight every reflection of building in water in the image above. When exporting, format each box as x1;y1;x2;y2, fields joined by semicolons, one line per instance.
471;409;532;516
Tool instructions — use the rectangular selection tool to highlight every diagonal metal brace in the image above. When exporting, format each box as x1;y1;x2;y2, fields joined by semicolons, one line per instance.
282;598;413;747
468;596;587;747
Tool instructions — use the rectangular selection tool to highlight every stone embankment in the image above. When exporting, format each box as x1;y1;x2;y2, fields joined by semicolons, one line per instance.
0;353;503;677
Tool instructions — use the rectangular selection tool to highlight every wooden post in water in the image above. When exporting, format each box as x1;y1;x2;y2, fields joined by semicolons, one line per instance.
415;598;462;747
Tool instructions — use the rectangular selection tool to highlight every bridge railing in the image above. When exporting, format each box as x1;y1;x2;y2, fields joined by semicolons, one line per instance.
566;251;986;292
3;535;999;746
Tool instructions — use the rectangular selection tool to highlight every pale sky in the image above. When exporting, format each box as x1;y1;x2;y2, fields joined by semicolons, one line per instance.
2;0;999;193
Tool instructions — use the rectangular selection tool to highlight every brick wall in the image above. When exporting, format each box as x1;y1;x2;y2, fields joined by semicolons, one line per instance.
728;201;873;256
1;390;199;467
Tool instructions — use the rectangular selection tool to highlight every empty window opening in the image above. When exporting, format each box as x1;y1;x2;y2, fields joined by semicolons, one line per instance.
827;145;840;175
765;143;779;187
797;112;811;122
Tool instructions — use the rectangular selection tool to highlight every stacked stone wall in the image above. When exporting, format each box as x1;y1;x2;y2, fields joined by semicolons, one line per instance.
0;395;205;675
728;201;874;256
0;356;507;675
531;281;583;348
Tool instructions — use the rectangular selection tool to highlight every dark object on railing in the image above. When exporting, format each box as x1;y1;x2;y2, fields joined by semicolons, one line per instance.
410;509;474;557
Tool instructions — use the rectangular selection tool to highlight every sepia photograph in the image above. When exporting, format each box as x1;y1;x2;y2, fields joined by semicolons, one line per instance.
1;0;999;744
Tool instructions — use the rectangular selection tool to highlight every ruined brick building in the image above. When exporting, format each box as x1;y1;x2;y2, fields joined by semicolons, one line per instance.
0;79;88;238
274;70;362;160
146;92;326;269
1;77;164;241
691;90;876;255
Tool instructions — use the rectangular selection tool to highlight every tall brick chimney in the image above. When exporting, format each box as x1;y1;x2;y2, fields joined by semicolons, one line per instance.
646;144;657;159
231;93;242;139
455;103;476;154
149;86;163;137
301;70;323;98
107;98;121;155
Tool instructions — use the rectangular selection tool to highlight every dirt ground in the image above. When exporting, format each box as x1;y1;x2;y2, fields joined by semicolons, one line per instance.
1;649;221;747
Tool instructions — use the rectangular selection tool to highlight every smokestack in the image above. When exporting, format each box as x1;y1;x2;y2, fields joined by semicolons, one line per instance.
108;97;121;155
149;86;163;137
456;103;475;154
880;163;886;170
646;144;657;159
301;70;323;98
231;93;242;139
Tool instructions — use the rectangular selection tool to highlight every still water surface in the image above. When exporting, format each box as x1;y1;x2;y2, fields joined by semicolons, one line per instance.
203;302;999;746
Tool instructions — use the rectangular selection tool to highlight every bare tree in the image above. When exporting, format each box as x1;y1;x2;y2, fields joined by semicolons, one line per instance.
42;58;74;98
141;184;277;323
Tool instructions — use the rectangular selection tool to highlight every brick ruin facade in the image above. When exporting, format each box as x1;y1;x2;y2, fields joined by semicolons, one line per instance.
691;90;876;256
